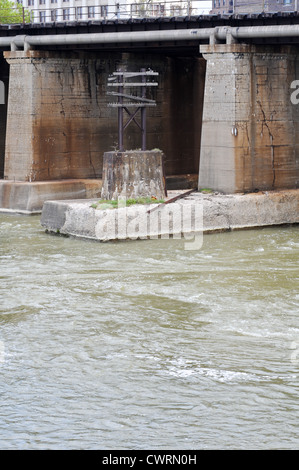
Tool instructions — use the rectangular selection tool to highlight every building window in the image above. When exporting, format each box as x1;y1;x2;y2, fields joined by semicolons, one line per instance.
170;5;182;15
39;0;45;4
76;6;83;19
101;5;108;17
51;0;58;3
131;4;138;15
152;3;165;16
39;11;46;22
51;9;58;21
88;6;95;18
63;8;70;20
28;0;34;6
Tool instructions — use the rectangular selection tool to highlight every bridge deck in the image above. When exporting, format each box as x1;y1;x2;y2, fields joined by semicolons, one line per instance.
1;12;299;53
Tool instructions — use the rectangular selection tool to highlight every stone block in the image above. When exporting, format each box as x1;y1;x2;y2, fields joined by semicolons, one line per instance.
101;150;166;200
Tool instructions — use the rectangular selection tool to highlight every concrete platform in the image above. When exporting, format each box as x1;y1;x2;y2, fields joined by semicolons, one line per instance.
40;189;299;242
0;175;196;215
0;179;102;214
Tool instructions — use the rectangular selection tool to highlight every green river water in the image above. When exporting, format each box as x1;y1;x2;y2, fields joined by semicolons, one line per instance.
0;213;298;449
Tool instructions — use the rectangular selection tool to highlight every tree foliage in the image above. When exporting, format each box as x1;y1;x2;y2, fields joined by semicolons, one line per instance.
0;0;31;24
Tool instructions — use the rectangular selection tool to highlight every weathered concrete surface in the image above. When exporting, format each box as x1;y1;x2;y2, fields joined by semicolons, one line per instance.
0;179;101;214
101;150;166;200
4;51;103;181
0;174;196;214
199;44;299;194
166;173;198;190
40;189;299;241
3;51;204;183
0;55;9;180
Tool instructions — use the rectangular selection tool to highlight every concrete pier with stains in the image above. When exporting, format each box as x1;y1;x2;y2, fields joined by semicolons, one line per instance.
199;44;299;194
0;32;299;215
0;50;204;213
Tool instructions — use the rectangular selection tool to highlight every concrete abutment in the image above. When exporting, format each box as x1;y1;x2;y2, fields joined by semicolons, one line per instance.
199;44;299;194
3;50;105;182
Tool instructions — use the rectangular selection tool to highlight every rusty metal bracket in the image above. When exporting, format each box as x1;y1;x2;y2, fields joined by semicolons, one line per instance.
107;68;158;151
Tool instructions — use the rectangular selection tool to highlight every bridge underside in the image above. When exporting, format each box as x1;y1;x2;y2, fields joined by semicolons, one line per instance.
0;44;206;211
1;15;299;211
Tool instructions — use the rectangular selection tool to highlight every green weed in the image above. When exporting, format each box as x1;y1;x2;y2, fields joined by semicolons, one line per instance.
91;197;164;210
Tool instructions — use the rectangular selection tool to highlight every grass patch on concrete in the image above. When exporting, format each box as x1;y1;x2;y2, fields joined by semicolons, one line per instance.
199;188;213;193
91;197;165;210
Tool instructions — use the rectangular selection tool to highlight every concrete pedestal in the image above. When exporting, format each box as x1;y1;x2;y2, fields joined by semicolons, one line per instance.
101;150;166;200
0;179;102;214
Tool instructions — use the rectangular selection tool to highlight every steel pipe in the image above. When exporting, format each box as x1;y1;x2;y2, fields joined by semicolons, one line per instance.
25;28;213;46
1;24;299;50
230;25;299;39
0;37;16;47
0;28;213;49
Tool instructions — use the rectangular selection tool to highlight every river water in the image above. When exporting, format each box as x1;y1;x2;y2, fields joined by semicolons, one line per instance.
0;213;298;450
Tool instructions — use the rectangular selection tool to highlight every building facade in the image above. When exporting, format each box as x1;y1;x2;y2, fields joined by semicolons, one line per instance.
211;0;297;15
14;0;298;25
18;0;212;24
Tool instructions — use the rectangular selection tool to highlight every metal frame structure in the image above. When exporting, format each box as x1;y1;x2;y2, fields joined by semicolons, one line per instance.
107;68;158;151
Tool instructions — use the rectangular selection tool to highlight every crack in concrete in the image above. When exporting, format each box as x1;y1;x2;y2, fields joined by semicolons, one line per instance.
257;100;275;188
89;152;97;178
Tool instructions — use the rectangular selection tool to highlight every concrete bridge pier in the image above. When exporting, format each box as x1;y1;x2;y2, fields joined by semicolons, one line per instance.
0;50;102;213
199;44;299;193
0;49;204;213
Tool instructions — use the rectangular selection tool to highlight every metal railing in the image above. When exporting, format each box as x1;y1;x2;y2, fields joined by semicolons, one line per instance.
212;0;298;15
0;1;212;24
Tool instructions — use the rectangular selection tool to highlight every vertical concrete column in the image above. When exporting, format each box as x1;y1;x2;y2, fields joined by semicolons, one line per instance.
0;55;9;179
199;44;299;193
3;50;103;182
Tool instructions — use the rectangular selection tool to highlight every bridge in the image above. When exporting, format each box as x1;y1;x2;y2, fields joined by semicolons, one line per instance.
1;13;299;212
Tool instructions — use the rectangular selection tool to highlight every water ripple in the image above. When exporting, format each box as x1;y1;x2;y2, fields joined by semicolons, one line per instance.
0;215;298;449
